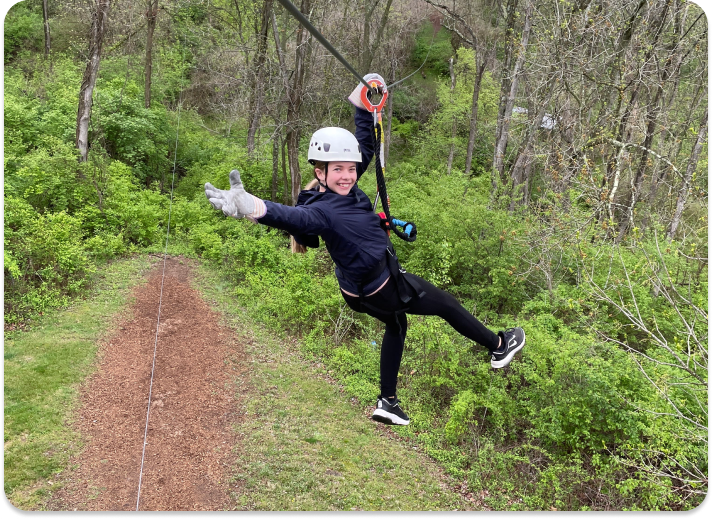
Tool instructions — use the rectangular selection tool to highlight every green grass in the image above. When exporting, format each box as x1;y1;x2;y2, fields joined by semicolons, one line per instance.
195;263;472;511
3;254;157;509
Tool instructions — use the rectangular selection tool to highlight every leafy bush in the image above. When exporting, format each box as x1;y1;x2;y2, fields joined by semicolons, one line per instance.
4;2;43;62
4;198;94;323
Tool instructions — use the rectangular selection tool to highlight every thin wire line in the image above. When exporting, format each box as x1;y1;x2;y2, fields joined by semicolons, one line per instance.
387;30;436;90
135;62;184;515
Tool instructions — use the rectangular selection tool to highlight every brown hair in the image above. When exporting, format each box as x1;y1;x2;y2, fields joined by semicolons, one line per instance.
313;161;328;183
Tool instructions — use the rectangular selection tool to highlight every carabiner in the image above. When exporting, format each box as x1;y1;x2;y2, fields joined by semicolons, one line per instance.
360;77;388;113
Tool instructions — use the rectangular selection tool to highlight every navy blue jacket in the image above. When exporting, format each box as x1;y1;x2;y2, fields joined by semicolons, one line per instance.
257;107;390;293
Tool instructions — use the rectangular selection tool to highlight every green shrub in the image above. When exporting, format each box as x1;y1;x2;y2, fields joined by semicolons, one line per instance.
4;199;94;323
4;2;43;61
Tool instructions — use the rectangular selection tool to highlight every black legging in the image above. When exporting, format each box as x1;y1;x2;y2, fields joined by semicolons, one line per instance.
341;273;500;397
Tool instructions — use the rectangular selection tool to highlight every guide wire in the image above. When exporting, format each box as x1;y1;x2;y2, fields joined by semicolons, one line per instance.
135;48;185;514
387;30;436;90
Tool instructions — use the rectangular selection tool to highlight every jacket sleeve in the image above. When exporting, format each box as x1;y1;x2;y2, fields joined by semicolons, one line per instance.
256;200;331;236
355;107;375;180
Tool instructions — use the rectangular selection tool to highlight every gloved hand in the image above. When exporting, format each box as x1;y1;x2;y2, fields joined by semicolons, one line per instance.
348;73;387;110
204;169;265;220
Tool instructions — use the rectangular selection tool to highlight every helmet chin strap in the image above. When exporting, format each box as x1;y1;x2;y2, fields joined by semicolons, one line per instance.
317;163;328;189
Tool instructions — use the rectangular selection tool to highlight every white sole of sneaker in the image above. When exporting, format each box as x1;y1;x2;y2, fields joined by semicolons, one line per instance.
372;409;410;426
490;334;526;369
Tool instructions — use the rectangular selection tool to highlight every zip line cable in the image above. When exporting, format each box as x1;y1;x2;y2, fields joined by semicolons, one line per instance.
135;49;185;514
275;0;435;93
275;0;376;95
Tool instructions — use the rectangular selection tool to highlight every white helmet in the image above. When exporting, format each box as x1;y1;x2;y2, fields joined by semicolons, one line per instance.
307;127;362;165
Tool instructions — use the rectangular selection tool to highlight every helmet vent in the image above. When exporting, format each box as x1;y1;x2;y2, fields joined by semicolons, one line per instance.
323;143;331;152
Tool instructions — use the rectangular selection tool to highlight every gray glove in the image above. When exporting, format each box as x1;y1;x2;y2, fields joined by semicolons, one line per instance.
204;169;256;218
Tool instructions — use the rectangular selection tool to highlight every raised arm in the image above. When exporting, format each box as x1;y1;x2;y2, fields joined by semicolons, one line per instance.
354;107;374;180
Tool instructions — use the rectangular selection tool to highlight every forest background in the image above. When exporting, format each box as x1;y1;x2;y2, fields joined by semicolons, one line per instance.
3;0;708;510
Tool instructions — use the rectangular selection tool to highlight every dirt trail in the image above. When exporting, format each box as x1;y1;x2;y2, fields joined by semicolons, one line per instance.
54;257;244;511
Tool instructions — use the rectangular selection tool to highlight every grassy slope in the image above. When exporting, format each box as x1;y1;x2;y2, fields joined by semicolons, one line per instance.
4;254;471;510
194;261;473;511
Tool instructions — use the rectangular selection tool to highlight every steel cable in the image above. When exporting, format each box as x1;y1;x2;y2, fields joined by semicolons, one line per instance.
135;45;185;515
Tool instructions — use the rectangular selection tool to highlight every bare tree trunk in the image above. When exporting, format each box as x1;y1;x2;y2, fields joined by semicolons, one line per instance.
647;82;705;212
521;157;533;206
617;4;680;240
464;55;487;176
42;0;51;58
446;56;457;175
492;0;532;187
281;137;290;205
360;0;394;73
144;0;159;109
509;84;554;205
247;0;274;155
615;85;664;242
76;0;111;163
604;1;669;226
272;135;279;202
286;0;311;206
668;108;707;241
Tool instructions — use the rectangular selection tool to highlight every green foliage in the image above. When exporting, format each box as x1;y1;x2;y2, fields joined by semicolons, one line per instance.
382;170;527;315
4;197;95;323
415;47;498;173
92;74;173;184
4;2;44;62
413;22;455;77
4;138;88;213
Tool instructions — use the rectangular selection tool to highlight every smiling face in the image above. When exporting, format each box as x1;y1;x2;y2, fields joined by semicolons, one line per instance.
315;161;358;196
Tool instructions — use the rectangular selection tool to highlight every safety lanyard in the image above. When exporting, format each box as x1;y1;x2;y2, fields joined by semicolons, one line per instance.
360;78;417;243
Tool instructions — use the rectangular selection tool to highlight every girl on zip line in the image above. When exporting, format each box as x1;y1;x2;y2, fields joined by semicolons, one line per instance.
205;73;525;426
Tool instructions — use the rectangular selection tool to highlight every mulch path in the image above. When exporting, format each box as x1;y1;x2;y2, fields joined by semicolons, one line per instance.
53;257;246;511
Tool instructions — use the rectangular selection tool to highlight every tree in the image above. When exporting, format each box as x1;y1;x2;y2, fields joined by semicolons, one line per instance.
42;0;50;58
144;0;159;109
668;107;708;241
359;0;395;74
285;0;311;205
247;0;274;155
420;0;501;177
492;0;532;187
76;0;111;163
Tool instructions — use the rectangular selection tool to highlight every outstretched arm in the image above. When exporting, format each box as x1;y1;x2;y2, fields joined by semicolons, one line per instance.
205;170;330;236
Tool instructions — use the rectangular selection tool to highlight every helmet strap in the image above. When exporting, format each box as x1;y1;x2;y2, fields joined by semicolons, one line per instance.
316;162;328;189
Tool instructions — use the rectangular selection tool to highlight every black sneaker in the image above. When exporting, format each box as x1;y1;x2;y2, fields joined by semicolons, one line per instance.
372;396;410;425
491;327;525;368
